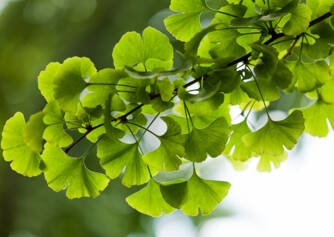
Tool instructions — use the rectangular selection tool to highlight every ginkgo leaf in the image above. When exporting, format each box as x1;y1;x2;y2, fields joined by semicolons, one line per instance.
38;62;61;102
41;143;109;199
42;102;73;147
23;112;46;153
143;117;185;172
97;136;150;187
241;77;280;102
318;79;334;104
291;60;330;93
257;152;288;172
300;101;334;137
283;4;312;36
243;111;305;156
307;0;334;17
53;57;96;114
126;179;175;217
185;117;230;162
253;44;279;79
82;68;128;108
164;0;208;42
160;180;188;209
112;27;173;72
180;172;231;216
104;95;125;139
157;78;175;102
224;120;254;161
1;112;41;177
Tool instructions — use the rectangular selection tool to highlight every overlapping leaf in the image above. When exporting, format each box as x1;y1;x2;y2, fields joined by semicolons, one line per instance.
143;117;184;172
97;136;150;187
185;117;230;162
53;57;96;114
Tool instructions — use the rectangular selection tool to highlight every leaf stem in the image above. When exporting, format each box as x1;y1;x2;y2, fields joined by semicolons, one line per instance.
127;121;160;138
246;65;271;120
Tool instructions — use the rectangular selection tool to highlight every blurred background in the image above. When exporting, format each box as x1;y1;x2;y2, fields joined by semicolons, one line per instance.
1;0;334;236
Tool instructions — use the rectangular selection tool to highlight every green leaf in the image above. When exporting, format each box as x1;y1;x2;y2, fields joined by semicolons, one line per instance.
143;117;185;172
207;69;241;93
23;112;46;153
174;93;225;116
241;78;280;102
319;79;334;104
82;68;128;108
291;60;331;93
42;102;73;147
300;101;334;137
243;110;305;156
112;27;173;72
184;25;218;59
126;179;175;217
42;143;109;199
181;172;230;216
307;0;334;17
160;180;188;209
257;152;288;172
283;4;312;36
38;62;61;102
164;0;208;41
206;28;246;60
185;117;230;162
157;78;175;102
97;136;150;187
224;120;254;161
151;97;174;113
272;61;293;89
253;44;279;79
104;95;125;139
1;112;41;177
53;57;96;114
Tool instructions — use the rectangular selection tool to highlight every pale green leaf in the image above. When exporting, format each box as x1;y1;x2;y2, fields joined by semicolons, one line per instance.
243;111;305;156
143;117;184;172
82;68;128;108
97;136;150;187
257;152;288;172
42;102;73;147
53;57;96;114
112;27;173;71
157;78;175;102
126;179;175;217
224;120;253;161
23;112;46;153
1;112;41;177
300;101;334;137
292;60;330;93
42;143;109;199
283;4;312;36
164;0;208;41
38;62;61;102
185;117;230;162
181;173;230;216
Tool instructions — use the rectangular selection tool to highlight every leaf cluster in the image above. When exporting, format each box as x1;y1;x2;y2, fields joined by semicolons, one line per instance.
2;0;334;217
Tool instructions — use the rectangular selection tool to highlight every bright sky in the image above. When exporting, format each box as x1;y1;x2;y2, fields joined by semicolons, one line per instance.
155;122;334;237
